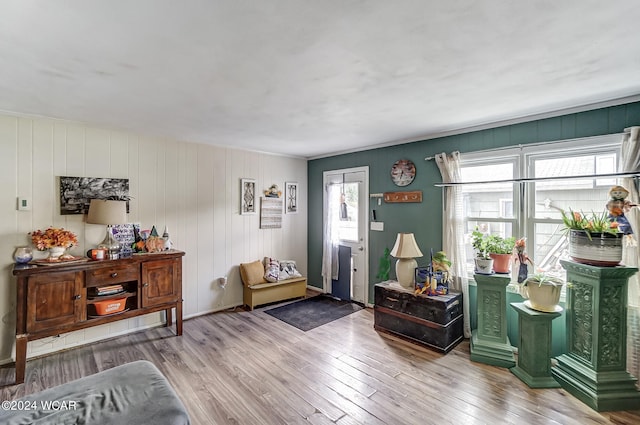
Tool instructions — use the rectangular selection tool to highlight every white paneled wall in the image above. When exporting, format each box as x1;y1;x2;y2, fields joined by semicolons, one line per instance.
0;113;307;364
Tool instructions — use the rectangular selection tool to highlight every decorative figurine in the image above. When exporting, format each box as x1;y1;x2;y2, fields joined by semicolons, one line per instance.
606;185;637;235
264;184;282;198
512;238;533;284
162;225;172;251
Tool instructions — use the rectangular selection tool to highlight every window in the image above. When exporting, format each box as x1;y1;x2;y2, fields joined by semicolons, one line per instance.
461;135;622;280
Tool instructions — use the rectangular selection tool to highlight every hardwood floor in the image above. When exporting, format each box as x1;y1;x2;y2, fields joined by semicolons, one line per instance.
2;298;640;424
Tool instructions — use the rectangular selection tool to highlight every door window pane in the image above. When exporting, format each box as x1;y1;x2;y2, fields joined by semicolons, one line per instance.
338;182;359;242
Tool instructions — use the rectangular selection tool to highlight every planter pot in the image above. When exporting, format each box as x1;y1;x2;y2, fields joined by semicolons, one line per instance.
474;258;494;274
522;279;563;313
48;246;66;260
489;253;512;274
568;230;622;267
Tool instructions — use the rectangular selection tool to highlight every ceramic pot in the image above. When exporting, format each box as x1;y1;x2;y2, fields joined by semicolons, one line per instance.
569;230;622;267
474;258;494;274
489;253;512;274
48;246;66;260
522;277;564;313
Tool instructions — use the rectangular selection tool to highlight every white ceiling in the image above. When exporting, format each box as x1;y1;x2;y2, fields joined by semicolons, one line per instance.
1;1;640;159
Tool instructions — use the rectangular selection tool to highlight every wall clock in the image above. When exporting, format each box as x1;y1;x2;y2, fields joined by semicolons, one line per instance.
390;159;416;187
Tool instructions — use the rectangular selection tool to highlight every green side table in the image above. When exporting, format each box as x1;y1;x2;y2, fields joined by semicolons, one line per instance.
552;260;640;412
471;273;516;368
510;302;562;388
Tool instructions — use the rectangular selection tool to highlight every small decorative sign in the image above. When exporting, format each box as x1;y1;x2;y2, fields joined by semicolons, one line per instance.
260;197;283;229
383;191;423;203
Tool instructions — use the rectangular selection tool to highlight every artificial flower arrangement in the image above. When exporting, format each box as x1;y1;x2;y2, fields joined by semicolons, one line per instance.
560;209;619;239
30;227;78;250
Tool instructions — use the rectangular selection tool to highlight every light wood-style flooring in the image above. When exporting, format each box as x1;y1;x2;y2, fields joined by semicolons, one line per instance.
2;296;640;424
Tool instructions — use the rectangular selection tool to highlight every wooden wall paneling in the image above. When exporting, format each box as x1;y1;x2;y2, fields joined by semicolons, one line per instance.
126;134;140;222
182;143;199;316
85;128;110;178
0;116;18;363
137;136;158;228
212;146;228;309
17;118;33;236
196;144;216;313
109;131;129;178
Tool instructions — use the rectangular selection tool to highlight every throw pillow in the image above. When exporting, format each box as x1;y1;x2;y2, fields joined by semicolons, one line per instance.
279;260;302;280
240;260;267;287
264;258;280;283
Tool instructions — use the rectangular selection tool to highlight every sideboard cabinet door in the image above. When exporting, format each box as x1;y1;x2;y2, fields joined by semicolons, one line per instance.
26;271;84;332
141;258;181;308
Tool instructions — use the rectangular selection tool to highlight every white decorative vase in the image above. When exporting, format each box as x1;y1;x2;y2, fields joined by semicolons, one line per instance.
48;246;66;260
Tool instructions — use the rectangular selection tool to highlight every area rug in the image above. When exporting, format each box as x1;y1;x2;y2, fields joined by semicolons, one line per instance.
264;295;363;331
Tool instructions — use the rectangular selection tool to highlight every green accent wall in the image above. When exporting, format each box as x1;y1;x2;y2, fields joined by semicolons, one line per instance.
308;101;640;303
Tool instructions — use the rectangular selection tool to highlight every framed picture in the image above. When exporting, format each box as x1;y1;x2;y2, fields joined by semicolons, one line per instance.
285;181;298;214
59;176;130;215
260;197;283;229
241;179;256;215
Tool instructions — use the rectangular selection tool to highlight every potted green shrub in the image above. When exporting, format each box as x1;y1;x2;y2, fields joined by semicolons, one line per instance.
471;229;493;274
485;234;516;273
521;273;565;312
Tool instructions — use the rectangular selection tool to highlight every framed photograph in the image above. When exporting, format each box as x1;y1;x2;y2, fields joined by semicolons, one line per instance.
285;181;298;214
59;176;130;215
241;178;256;215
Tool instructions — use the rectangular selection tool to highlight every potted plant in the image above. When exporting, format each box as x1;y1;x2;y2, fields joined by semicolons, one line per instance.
485;234;516;274
561;209;622;266
471;229;493;274
521;273;565;312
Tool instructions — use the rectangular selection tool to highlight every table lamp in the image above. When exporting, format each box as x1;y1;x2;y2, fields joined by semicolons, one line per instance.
86;199;128;259
390;233;423;289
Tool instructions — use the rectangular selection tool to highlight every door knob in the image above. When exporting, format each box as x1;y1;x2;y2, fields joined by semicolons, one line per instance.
358;246;364;251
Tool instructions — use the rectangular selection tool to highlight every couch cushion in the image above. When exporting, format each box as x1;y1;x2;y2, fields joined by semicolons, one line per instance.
240;260;267;286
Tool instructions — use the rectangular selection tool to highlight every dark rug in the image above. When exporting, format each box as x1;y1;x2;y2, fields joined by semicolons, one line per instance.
264;295;363;331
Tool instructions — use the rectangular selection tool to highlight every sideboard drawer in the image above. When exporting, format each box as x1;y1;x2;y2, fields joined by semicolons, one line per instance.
86;265;139;286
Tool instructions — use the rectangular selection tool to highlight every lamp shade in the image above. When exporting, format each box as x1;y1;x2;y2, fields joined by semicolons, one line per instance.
86;199;127;225
390;233;423;258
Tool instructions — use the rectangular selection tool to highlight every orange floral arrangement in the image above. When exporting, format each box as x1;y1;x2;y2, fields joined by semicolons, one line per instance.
30;227;78;250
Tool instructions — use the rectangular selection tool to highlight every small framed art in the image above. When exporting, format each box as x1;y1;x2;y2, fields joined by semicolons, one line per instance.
285;181;298;214
241;178;256;215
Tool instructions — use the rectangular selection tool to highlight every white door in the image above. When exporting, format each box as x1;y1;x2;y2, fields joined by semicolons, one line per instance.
323;167;369;304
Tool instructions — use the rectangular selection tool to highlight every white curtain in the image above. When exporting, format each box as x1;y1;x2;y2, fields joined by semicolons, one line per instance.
435;151;471;338
322;184;341;290
621;126;640;382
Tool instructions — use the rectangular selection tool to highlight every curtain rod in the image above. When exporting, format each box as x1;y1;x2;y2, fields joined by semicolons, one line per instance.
424;132;625;161
434;171;640;187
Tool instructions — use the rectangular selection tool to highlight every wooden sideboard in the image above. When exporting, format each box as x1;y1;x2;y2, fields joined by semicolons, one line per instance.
11;250;185;384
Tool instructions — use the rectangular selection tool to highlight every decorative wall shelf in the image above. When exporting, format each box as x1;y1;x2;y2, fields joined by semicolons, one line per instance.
383;191;422;203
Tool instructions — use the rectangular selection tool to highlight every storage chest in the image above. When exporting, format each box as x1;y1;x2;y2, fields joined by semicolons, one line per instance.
374;282;463;353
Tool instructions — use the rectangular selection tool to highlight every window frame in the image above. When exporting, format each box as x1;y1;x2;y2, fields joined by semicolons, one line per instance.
460;134;622;280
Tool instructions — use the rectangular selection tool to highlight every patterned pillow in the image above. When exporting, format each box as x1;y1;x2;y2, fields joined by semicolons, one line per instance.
264;258;280;283
279;260;302;280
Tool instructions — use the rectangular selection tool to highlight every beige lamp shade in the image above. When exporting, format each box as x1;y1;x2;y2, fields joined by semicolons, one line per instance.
86;199;128;225
390;233;423;259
